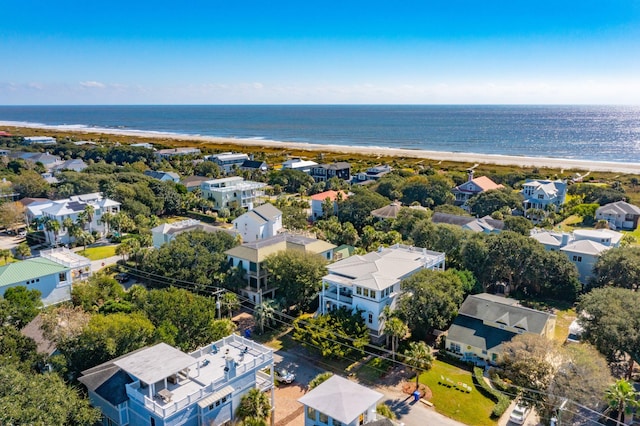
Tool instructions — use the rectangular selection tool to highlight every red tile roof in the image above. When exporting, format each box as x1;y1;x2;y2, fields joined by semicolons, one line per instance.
309;190;348;202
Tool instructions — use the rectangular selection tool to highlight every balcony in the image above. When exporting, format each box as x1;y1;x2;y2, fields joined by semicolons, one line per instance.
323;287;353;304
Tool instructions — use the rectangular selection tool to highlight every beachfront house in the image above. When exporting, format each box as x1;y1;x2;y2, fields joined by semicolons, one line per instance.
207;152;250;174
155;147;201;160
595;201;640;230
200;177;267;211
309;162;351;183
0;248;91;306
446;293;556;365
232;203;283;243
298;375;383;426
352;164;392;184
310;190;349;220
23;136;56;145
320;244;446;342
530;228;621;283
28;192;121;245
225;233;336;305
281;158;318;173
451;169;504;208
520;179;567;213
79;335;274;426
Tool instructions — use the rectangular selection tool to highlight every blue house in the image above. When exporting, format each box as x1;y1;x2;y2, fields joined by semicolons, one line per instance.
79;334;274;426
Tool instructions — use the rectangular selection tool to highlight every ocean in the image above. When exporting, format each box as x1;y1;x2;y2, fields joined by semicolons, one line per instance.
0;105;639;163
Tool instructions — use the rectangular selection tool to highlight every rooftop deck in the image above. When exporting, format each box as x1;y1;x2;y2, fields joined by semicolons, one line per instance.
124;334;273;418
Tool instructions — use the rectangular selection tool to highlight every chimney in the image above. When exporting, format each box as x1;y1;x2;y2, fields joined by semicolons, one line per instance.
467;168;474;182
224;356;236;380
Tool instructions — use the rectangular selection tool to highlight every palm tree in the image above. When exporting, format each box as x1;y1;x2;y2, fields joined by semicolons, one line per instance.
76;213;87;232
253;299;278;334
236;388;271;424
384;317;409;361
116;238;140;261
76;231;95;252
100;211;113;234
83;204;95;233
221;292;240;318
0;248;11;265
404;341;434;389
15;242;31;259
44;217;61;246
605;379;639;425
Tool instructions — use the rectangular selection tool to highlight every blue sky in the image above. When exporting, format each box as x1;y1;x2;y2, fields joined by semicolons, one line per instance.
1;0;639;104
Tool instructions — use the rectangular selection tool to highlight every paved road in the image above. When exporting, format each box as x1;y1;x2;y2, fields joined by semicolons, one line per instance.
90;254;121;273
274;346;467;426
0;234;24;251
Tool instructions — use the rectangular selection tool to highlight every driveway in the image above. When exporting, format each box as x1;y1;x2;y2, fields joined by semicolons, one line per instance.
0;234;24;251
270;346;467;426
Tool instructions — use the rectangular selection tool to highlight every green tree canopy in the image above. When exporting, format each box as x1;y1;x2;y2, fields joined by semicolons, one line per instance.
589;246;640;291
264;250;327;312
577;287;640;378
0;364;101;425
467;188;523;217
338;187;390;231
1;286;42;328
398;269;465;339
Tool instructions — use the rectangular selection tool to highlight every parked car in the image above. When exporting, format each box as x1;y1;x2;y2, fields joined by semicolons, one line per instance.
274;368;295;384
509;402;531;425
115;273;130;283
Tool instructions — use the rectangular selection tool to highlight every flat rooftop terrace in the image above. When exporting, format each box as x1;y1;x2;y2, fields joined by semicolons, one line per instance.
124;334;273;418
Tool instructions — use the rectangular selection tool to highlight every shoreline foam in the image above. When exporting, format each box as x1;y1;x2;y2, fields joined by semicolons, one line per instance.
2;121;640;175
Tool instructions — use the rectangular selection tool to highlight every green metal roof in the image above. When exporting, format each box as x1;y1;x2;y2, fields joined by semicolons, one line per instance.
0;258;69;288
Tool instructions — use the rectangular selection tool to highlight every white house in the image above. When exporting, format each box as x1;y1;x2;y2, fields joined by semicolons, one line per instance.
320;244;446;341
130;142;154;149
352;165;392;183
200;177;266;211
232;203;282;243
530;228;622;283
155;147;201;160
23;136;56;145
298;375;383;426
595;201;640;230
207;152;250;174
446;293;556;365
144;170;181;183
281;158;318;173
31;193;121;245
521;179;567;212
79;334;274;426
226;233;336;305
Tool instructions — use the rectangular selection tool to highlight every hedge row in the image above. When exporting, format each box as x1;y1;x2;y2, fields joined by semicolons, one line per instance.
472;367;511;418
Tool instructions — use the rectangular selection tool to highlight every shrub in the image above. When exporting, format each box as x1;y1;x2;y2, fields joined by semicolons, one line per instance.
472;367;511;419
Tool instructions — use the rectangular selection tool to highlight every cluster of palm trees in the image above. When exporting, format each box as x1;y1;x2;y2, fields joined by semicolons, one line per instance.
38;204;98;249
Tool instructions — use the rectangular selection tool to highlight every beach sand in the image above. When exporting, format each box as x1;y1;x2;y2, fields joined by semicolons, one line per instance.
3;122;640;174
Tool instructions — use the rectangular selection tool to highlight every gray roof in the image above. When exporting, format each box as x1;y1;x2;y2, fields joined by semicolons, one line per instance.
371;202;403;219
21;314;56;355
298;375;383;424
325;244;444;291
252;203;282;221
432;212;475;226
447;315;517;353
560;240;610;256
114;343;196;384
597;201;640;216
457;293;554;335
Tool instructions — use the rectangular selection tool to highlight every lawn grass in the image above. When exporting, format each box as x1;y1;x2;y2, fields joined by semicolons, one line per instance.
356;357;393;383
79;245;118;260
255;329;296;351
556;214;583;231
553;307;577;343
419;359;497;426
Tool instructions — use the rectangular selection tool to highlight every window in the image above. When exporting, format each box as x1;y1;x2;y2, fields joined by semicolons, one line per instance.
368;313;373;324
150;418;156;426
363;289;369;298
249;262;257;272
572;255;582;262
370;291;376;299
356;287;362;295
333;420;343;426
450;343;461;353
538;194;544;199
59;272;66;281
319;412;329;424
307;407;317;421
